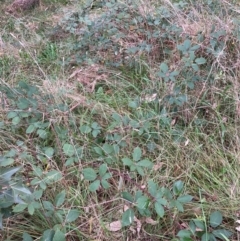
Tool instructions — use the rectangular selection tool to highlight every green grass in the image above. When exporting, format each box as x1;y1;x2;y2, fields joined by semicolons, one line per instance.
0;0;240;240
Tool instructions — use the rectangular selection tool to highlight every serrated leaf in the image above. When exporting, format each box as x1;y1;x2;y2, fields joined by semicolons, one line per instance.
63;143;75;157
177;195;193;203
210;211;222;228
132;147;142;161
82;168;97;181
122;157;133;166
52;229;65;241
195;57;206;65
55;190;66;207
13;203;28;213
65;209;80;223
122;208;134;227
26;124;36;134
23;232;33;241
99;164;108;177
89;180;100;192
137;159;153;168
155;202;165;217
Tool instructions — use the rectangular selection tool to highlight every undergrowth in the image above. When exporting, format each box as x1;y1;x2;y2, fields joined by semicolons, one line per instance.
0;0;240;240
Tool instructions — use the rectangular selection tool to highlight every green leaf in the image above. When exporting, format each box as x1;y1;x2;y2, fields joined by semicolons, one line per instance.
136;166;145;176
94;147;103;156
41;229;55;241
0;166;21;181
37;129;48;139
0;214;3;230
12;185;31;195
26;124;36;134
64;157;75;166
7;111;17;119
28;203;35;215
132;147;142;161
13;203;28;213
193;219;205;231
23;232;33;241
45;170;62;182
148;180;158;197
102;143;114;154
160;62;168;73
137;159;153;168
52;229;66;241
99;164;108;177
201;232;210;241
63;143;75;157
177;195;193;203
17;98;29;109
122;157;133;166
122;192;134;202
55;190;66;207
195;57;206;65
136;196;149;209
89;180;100;192
177;230;192;238
173;180;184;195
101;179;110;189
210;211;223;228
175;200;184;212
80;125;92;134
122;208;134;227
155;202;165;217
101;172;111;180
0;158;14;167
12;116;21;125
45;147;54;158
83;168;97;181
65;209;80;223
43;201;54;211
183;39;191;50
212;229;233;239
92;129;101;137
